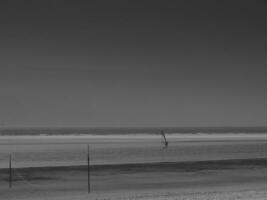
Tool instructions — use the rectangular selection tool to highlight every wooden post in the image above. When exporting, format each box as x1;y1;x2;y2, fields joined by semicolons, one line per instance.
87;144;90;193
9;154;12;188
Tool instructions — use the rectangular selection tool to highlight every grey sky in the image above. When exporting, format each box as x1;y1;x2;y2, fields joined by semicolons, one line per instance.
1;1;267;127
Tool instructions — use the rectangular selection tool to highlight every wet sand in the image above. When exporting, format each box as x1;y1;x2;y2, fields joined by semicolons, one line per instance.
1;158;267;199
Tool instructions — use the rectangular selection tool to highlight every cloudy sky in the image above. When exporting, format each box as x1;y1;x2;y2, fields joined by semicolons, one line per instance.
1;1;267;128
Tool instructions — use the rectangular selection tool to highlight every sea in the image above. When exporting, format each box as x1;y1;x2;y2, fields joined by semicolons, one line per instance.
1;127;267;169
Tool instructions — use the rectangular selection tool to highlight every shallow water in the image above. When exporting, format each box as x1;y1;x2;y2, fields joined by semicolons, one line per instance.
1;135;267;168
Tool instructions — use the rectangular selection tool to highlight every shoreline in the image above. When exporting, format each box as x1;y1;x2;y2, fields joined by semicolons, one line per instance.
1;157;267;173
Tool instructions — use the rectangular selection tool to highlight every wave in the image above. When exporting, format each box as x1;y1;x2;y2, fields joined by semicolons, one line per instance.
1;127;267;136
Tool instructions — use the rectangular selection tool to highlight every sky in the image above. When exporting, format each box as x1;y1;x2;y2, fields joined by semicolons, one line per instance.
1;0;267;128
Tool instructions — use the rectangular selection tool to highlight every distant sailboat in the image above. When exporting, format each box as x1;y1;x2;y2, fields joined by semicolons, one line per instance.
160;130;168;148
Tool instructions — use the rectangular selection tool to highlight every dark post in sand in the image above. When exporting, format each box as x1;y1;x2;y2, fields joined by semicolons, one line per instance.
9;154;12;188
87;144;90;193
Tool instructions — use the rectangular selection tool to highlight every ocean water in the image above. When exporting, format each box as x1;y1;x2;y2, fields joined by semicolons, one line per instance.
1;134;267;168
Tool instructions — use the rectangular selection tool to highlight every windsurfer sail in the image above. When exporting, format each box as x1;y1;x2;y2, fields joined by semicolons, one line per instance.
160;130;168;148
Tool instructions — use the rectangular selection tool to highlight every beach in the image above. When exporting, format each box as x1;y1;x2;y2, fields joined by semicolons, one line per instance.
1;134;267;199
